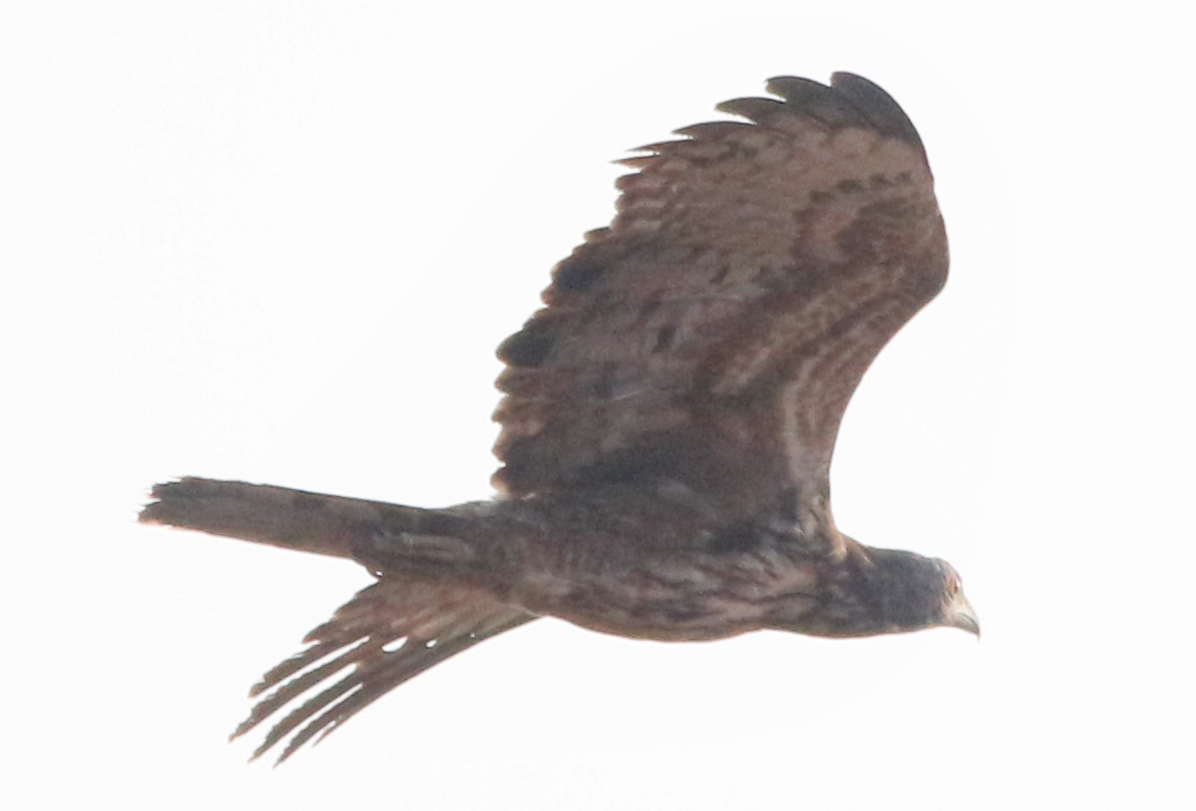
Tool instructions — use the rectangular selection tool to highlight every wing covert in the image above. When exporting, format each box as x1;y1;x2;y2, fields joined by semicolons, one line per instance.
493;74;947;511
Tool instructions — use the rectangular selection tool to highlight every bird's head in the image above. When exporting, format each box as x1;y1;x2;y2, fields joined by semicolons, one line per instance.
783;544;980;638
870;550;979;637
936;558;980;637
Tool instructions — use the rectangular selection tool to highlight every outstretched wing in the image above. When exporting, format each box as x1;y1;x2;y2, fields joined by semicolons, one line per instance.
232;580;534;763
493;74;947;519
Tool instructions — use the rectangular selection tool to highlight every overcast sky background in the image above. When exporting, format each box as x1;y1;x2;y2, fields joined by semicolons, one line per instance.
5;2;1193;808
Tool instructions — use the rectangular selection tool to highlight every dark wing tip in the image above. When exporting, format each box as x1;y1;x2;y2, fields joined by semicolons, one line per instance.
496;321;555;367
763;73;926;158
632;72;924;161
764;75;870;130
828;72;927;154
715;96;787;124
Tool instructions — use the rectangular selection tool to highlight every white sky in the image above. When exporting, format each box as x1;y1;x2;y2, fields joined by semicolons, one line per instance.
5;2;1193;808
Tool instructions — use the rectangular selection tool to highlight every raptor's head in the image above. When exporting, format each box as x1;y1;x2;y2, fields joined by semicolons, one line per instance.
775;544;979;638
861;547;979;637
934;558;980;636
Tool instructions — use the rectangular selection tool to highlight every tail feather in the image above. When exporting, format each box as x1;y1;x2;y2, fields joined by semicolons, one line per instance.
140;477;537;761
238;580;535;763
140;477;484;569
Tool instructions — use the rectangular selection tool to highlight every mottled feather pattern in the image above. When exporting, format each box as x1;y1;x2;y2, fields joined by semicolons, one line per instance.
493;74;946;501
140;74;977;763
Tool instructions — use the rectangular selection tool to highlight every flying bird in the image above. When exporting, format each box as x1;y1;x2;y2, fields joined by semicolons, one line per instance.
141;72;977;762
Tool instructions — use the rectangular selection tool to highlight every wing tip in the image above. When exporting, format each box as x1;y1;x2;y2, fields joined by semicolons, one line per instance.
828;72;927;154
762;72;926;155
610;72;927;167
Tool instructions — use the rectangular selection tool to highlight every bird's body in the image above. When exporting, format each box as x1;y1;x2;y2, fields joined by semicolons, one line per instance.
142;72;977;762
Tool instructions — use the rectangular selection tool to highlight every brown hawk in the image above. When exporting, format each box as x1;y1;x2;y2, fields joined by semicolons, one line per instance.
141;72;978;762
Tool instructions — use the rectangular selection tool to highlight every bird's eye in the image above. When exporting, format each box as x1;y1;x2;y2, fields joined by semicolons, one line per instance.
948;578;960;596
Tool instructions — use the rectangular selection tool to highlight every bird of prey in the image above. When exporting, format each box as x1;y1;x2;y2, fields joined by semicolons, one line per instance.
141;72;978;762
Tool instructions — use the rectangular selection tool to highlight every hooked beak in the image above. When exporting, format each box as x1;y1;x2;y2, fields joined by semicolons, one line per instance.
945;590;980;638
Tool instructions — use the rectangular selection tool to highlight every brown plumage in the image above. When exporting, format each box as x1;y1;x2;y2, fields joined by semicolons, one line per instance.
141;72;977;763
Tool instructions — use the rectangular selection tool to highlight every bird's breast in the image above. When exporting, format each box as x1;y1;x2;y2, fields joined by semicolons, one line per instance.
509;546;821;642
